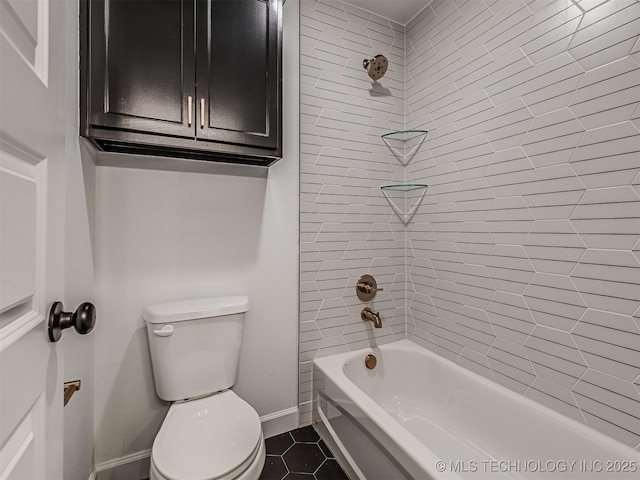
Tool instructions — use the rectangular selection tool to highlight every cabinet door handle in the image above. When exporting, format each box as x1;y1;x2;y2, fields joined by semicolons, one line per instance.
187;96;193;126
200;98;205;128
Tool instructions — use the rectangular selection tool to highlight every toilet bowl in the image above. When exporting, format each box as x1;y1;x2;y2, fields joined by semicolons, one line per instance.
149;391;265;480
144;297;265;480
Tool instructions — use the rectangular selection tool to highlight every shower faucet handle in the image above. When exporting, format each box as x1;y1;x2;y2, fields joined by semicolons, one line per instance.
356;274;383;302
357;282;383;294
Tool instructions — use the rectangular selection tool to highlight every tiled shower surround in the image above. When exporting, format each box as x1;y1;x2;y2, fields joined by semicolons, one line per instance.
299;0;408;423
299;0;640;450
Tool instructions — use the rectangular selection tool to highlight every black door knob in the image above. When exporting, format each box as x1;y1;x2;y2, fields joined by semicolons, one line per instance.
48;302;96;342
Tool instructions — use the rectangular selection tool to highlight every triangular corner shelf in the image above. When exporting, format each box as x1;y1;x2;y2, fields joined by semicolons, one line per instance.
381;129;428;166
380;183;428;225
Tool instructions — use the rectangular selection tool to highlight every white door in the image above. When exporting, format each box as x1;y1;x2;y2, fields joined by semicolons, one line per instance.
0;0;71;477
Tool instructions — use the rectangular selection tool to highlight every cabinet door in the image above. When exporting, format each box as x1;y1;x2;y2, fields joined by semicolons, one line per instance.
195;0;281;150
87;0;195;137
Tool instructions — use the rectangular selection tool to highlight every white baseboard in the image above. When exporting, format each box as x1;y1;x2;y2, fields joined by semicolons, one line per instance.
91;406;299;480
93;450;151;480
260;406;299;439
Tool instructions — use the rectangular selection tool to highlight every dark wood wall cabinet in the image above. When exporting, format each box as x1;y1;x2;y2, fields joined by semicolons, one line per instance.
80;0;282;167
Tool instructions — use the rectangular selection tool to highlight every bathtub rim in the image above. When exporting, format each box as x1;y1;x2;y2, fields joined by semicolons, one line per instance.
315;340;460;480
313;338;640;478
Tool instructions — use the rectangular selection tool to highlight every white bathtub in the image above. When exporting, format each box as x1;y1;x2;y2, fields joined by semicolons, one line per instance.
313;340;639;480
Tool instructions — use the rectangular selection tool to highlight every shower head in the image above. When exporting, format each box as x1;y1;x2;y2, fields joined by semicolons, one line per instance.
363;54;388;81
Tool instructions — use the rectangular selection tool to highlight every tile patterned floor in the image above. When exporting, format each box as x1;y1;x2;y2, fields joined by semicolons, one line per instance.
259;426;349;480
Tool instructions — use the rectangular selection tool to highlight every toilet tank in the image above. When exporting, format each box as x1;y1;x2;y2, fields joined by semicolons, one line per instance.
143;296;250;402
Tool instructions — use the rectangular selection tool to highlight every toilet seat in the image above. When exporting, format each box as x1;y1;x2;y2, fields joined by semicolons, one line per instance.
151;390;263;480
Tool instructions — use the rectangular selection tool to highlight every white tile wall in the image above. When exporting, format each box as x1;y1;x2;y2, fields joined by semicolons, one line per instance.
406;0;640;449
300;0;640;450
299;0;407;425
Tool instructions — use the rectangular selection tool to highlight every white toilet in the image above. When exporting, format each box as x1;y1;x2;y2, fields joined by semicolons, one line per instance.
143;296;265;480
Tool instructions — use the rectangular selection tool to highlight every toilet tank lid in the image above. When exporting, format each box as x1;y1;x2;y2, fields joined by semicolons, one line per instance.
143;296;250;324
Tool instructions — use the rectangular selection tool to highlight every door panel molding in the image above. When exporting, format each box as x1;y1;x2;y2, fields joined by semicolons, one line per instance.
0;391;45;479
0;0;49;85
0;130;47;350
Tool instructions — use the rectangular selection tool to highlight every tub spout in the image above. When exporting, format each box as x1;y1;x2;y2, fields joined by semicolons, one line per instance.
361;307;382;328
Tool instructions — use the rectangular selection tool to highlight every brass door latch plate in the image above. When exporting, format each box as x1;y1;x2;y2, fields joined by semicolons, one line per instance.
64;380;81;407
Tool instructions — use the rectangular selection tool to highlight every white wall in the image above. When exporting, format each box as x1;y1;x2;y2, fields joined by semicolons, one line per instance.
93;0;299;466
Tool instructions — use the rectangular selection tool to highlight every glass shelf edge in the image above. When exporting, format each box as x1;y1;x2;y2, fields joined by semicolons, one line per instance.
380;183;428;190
381;129;428;139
